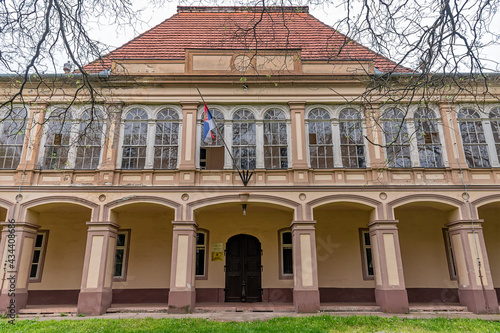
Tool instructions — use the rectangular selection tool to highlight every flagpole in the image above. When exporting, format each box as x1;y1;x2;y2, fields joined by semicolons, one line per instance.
195;85;253;186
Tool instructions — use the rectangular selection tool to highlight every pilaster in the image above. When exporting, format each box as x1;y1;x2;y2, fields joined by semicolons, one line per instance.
168;220;197;313
0;221;40;314
438;102;466;169
178;102;199;172
290;220;320;313
368;220;409;313
77;221;120;315
446;220;499;314
289;102;309;171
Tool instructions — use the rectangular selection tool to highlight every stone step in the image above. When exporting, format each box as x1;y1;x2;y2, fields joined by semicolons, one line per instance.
19;306;77;315
409;304;469;312
320;305;381;312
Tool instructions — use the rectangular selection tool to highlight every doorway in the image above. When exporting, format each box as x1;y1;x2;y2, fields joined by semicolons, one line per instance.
225;234;262;302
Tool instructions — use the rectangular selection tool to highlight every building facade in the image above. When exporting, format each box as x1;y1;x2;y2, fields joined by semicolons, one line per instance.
1;6;500;315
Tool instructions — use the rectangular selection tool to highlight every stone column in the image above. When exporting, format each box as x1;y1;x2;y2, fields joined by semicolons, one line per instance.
0;221;40;314
446;220;499;314
368;220;409;313
168;220;197;314
77;221;120;316
291;220;320;313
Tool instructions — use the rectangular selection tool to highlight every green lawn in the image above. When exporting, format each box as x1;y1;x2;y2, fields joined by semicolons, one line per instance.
1;315;500;332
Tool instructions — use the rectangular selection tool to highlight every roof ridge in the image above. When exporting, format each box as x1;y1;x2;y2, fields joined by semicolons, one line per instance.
177;6;309;13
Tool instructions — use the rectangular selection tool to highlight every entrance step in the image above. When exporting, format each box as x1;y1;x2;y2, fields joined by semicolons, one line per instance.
19;305;77;316
107;304;169;313
409;303;470;313
195;303;295;313
320;304;381;312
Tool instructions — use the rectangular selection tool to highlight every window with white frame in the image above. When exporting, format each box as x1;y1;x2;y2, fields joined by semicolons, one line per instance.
457;108;490;168
43;109;73;169
154;108;179;169
232;109;256;170
75;110;104;169
280;230;293;277
414;108;443;168
339;108;365;168
114;230;130;280
200;109;225;170
0;107;27;169
122;108;148;169
489;108;500;163
308;108;334;168
263;109;288;169
195;231;208;277
359;229;374;279
30;231;48;282
382;108;411;168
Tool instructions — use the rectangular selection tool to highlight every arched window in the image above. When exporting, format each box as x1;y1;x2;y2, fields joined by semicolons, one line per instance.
43;109;72;169
0;107;27;169
457;108;490;168
382;108;411;168
232;109;256;170
154;108;179;169
75;109;104;169
339;108;365;168
489;108;500;163
200;109;224;170
308;108;333;168
263;108;288;169
121;108;148;169
414;108;443;168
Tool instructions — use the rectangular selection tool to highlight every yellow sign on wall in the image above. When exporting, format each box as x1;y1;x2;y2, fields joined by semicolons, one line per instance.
211;242;223;261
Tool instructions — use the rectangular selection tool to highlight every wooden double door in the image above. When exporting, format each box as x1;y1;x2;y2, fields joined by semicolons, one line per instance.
225;234;262;302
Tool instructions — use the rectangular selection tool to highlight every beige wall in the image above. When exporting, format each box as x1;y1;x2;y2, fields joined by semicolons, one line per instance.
112;204;174;289
195;204;293;289
314;206;375;288
397;207;457;288
28;205;90;290
479;206;500;287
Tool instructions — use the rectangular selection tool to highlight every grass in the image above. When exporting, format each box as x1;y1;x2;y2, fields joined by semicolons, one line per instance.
0;315;499;332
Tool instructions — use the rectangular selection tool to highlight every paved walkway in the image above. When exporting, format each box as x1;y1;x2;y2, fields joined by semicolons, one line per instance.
14;311;500;322
14;302;500;322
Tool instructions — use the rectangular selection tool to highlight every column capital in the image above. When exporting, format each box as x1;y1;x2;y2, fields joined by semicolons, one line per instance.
180;101;200;109
0;221;41;231
86;221;120;231
290;220;316;229
446;219;484;230
288;101;306;110
172;220;198;227
368;220;398;229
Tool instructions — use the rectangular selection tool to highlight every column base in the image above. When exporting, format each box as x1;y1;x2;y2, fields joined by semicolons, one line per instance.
0;292;28;315
168;290;195;314
459;289;500;314
77;291;112;316
293;289;320;313
375;288;409;313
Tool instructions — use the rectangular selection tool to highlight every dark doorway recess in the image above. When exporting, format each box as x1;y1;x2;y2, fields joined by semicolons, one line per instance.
225;234;262;302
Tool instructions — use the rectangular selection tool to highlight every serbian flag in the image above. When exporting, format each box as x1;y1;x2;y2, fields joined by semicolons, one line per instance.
203;103;216;143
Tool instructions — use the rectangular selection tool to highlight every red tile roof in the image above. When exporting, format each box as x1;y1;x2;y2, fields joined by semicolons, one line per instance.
84;6;411;74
